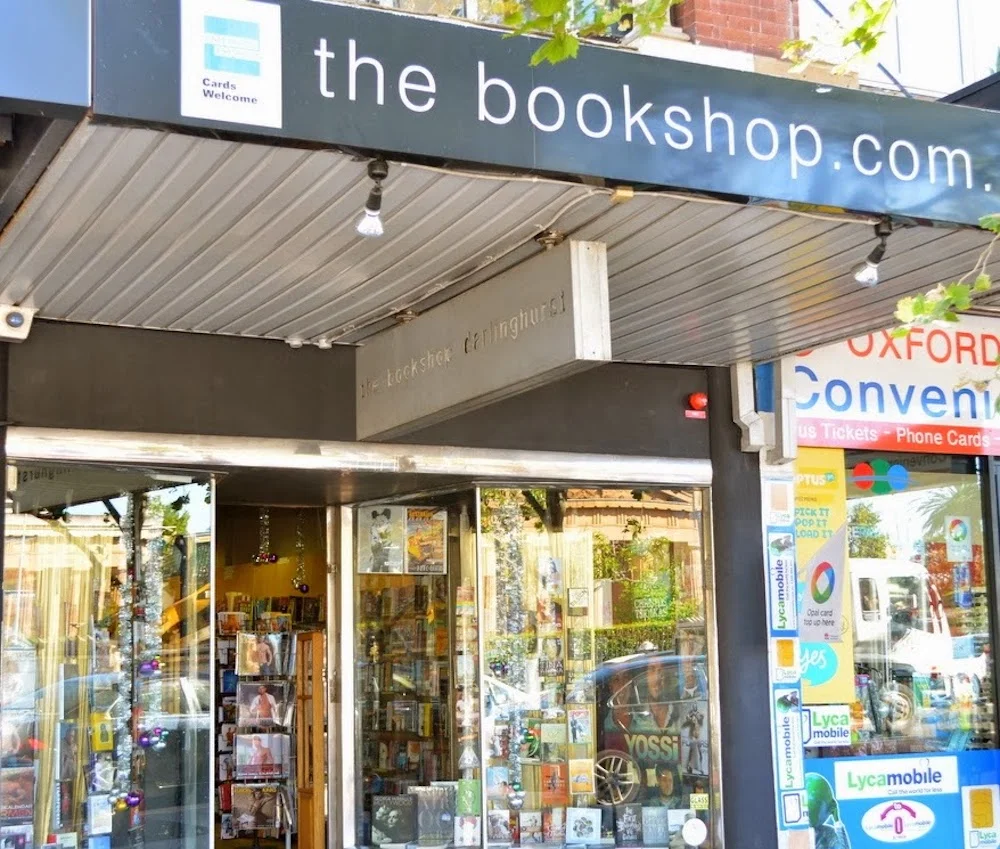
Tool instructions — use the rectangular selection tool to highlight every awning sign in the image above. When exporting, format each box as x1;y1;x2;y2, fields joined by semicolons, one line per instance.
793;317;1000;455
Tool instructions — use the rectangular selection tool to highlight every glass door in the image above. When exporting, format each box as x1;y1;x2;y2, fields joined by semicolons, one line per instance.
347;485;718;849
0;462;213;849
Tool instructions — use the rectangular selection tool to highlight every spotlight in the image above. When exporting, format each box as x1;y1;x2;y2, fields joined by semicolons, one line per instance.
357;158;389;238
853;220;892;287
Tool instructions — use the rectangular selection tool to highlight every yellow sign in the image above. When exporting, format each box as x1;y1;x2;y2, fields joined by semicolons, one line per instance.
795;447;854;704
90;713;114;752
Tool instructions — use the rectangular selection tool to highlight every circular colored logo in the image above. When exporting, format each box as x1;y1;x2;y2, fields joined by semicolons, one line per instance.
948;518;969;542
851;460;908;494
810;561;836;604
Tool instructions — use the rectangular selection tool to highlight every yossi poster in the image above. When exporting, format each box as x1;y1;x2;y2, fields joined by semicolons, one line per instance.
795;447;855;704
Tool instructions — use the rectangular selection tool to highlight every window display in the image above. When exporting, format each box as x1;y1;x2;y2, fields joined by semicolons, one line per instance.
0;463;212;849
806;452;997;759
352;486;716;848
354;497;481;847
479;488;714;849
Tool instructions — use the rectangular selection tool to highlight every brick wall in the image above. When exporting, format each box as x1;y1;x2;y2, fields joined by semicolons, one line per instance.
673;0;798;57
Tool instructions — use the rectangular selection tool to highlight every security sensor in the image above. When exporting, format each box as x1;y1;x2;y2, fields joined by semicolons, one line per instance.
0;305;36;341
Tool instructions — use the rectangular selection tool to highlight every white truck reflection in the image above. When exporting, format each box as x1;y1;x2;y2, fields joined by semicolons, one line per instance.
850;557;987;735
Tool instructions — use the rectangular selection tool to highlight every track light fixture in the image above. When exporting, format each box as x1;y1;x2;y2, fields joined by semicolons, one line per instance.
853;220;892;287
357;158;389;238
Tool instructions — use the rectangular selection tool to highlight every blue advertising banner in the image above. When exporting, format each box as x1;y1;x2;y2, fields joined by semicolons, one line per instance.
0;0;90;115
805;750;1000;849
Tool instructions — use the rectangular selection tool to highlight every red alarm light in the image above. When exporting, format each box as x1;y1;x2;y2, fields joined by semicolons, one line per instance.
688;392;709;411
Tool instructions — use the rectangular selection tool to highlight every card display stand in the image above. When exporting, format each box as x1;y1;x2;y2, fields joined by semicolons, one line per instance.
216;626;298;848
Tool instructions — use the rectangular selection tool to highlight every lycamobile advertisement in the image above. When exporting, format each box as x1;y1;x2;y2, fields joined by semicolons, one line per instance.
805;751;1000;848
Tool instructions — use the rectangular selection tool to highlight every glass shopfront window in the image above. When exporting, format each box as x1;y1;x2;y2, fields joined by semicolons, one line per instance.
808;452;996;758
352;486;717;849
0;463;212;849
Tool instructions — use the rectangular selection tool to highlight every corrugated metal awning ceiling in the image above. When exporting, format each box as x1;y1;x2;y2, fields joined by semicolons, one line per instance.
0;121;995;365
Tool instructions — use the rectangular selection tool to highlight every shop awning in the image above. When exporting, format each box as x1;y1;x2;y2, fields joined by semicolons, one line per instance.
0;120;995;366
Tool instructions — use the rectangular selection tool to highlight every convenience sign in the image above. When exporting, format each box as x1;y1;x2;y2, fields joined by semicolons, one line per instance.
792;316;1000;455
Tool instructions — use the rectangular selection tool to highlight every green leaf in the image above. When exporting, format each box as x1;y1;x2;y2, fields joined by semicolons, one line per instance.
530;31;580;65
974;273;992;292
980;213;1000;235
530;0;564;20
889;326;910;339
894;297;916;324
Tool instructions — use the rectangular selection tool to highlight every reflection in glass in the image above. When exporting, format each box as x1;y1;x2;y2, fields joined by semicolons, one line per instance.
0;464;212;848
810;453;996;758
479;488;714;847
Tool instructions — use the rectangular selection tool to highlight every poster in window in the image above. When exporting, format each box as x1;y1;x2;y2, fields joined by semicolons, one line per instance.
405;508;447;574
567;588;589;617
357;507;406;574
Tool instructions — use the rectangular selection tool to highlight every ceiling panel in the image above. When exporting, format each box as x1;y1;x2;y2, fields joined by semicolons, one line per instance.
0;120;993;366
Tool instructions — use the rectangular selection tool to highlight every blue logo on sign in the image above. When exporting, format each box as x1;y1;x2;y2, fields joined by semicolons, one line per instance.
204;16;261;76
801;642;838;687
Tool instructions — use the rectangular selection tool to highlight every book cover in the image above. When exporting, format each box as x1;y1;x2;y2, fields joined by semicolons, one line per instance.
409;784;455;845
220;813;235;839
371;794;417;845
455;815;481;846
543;807;566;843
486;811;512;844
236;682;289;727
521;718;542;760
568;759;595;795
218;782;233;812
539;638;564;676
234;733;287;779
641;807;670;845
233;784;280;831
541;763;568;807
0;824;33;849
87;794;113;835
218;723;236;753
457;778;481;815
540;723;567;762
567;588;589;617
519;810;543;844
567;707;593;746
487;767;511;800
1;712;36;767
0;767;33;820
615;804;643;847
218;754;234;782
566;808;602;845
567;630;592;661
405;508;447;574
90;753;114;793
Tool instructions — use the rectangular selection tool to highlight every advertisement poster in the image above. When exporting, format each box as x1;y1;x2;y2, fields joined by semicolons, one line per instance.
804;750;1000;849
800;526;848;644
802;705;851;748
795;447;855;704
357;506;406;574
763;474;807;832
405;508;447;574
946;515;974;562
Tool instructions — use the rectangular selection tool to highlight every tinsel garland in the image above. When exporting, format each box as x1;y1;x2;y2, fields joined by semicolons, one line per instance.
491;497;528;791
110;496;136;812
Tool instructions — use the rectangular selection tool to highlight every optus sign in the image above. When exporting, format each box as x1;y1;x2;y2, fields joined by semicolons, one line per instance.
791;316;1000;455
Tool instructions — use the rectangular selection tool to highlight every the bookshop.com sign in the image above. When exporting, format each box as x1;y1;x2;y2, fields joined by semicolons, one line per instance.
94;0;1000;227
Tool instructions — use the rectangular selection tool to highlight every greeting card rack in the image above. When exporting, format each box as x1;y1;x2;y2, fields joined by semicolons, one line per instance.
216;628;297;849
